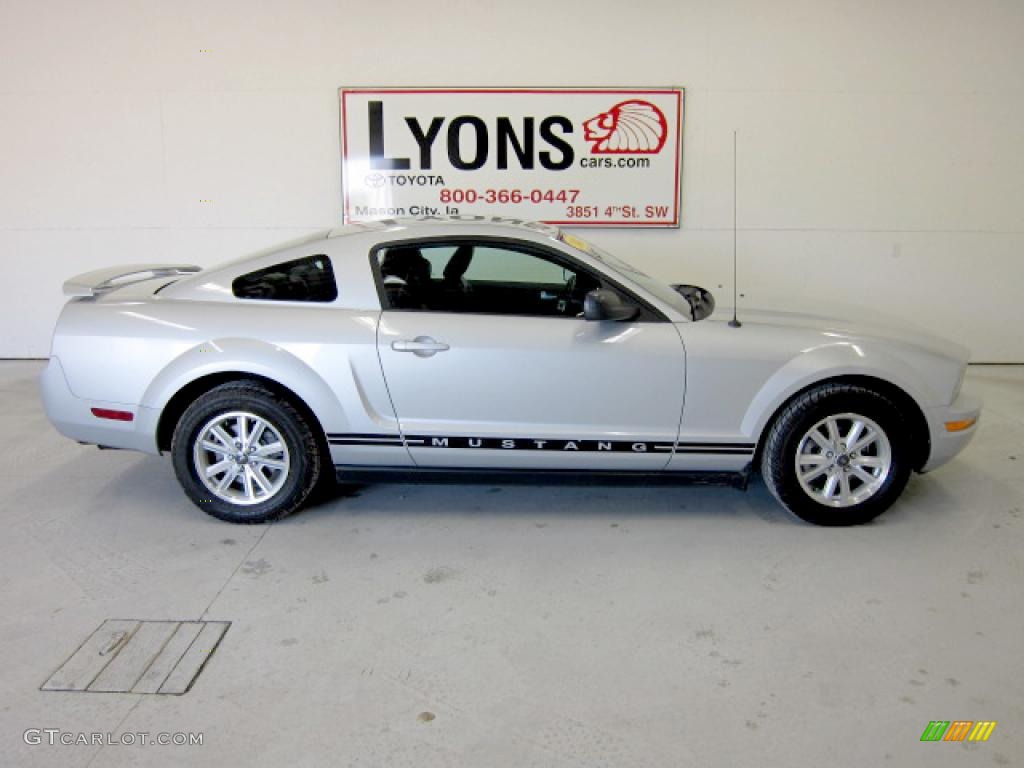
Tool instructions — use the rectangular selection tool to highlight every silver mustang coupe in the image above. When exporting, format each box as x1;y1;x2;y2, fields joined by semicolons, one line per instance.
41;217;980;525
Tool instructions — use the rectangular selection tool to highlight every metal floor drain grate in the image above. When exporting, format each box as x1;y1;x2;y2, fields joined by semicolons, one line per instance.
42;620;230;695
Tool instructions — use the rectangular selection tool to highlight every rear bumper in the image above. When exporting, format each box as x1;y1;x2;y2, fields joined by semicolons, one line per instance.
40;356;160;455
920;386;982;472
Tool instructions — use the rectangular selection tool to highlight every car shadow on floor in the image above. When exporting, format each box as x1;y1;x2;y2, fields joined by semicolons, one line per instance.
299;473;797;526
19;447;1008;533
295;460;1009;531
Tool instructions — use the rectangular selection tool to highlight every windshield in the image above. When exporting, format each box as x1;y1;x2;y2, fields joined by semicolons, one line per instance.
557;232;692;318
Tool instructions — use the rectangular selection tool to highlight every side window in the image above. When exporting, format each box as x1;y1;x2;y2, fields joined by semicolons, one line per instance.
375;241;602;317
462;246;571;285
232;255;337;302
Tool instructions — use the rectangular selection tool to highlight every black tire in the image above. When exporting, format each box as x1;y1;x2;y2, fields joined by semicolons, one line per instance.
171;381;322;524
760;383;913;526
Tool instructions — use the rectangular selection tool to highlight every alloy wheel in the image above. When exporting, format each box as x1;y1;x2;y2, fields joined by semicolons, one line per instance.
794;412;892;508
192;411;291;505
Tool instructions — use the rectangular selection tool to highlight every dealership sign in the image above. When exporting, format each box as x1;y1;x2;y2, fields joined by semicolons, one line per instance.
339;88;683;227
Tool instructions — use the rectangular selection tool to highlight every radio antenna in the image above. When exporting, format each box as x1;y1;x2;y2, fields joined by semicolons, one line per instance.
729;129;742;328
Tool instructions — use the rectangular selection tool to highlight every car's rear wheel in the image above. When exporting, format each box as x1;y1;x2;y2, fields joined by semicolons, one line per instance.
760;383;912;525
171;381;322;523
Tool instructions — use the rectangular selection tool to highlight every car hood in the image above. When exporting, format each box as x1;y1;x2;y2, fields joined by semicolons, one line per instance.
711;305;970;363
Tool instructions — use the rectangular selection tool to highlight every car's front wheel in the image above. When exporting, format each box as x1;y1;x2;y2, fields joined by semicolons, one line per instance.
760;383;912;525
171;381;322;523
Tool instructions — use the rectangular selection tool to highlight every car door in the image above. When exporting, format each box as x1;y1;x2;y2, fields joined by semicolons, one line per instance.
373;237;686;471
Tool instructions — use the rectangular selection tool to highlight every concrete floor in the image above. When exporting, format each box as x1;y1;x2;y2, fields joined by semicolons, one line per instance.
0;360;1021;767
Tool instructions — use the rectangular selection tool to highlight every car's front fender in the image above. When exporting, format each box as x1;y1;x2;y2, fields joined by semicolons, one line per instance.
739;340;957;441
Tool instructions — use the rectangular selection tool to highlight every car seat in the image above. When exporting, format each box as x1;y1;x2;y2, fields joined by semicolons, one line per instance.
380;246;432;309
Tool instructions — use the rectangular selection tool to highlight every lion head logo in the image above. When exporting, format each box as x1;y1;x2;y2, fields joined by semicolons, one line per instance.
583;100;668;154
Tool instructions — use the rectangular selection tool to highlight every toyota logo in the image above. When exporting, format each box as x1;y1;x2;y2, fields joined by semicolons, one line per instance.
364;173;386;188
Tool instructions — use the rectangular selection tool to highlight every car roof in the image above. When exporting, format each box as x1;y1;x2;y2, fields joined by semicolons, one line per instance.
325;216;562;241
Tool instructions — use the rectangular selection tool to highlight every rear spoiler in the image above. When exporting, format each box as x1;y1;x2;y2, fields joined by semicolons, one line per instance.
63;264;202;297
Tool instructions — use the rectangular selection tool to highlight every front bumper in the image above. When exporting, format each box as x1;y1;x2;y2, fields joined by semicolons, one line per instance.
920;386;982;472
40;356;160;455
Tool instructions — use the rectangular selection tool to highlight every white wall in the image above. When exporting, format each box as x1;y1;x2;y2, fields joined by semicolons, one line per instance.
2;0;1022;360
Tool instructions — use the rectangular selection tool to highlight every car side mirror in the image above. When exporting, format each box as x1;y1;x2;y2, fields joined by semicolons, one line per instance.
584;288;640;322
671;284;716;321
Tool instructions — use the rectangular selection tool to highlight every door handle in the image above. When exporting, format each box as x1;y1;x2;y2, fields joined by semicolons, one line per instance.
391;336;450;357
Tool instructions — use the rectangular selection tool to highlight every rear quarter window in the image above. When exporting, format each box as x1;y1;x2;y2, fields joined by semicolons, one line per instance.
232;255;337;302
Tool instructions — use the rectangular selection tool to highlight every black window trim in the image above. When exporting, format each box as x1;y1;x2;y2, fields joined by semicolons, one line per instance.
367;235;668;322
